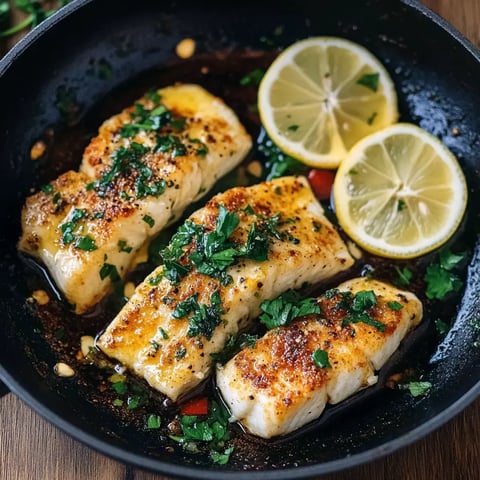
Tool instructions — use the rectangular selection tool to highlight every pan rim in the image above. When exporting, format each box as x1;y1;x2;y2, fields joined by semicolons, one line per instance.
1;0;479;477
1;364;479;479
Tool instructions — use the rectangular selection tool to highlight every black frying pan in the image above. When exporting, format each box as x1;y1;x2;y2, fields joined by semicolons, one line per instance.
1;0;480;478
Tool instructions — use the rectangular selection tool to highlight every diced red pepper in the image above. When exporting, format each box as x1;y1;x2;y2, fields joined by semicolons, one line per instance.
180;396;209;416
307;169;336;200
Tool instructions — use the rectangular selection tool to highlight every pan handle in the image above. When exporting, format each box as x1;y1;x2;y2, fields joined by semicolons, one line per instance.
0;380;10;397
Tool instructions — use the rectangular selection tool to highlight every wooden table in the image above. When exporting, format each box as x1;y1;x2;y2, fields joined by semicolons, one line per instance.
1;1;479;479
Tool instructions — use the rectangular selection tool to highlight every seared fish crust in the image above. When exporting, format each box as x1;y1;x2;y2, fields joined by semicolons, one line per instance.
97;176;354;401
216;277;423;438
18;84;251;313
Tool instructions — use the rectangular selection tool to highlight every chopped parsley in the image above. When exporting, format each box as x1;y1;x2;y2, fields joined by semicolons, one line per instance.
387;301;404;311
210;332;259;364
160;204;290;287
424;250;465;300
99;261;120;282
173;291;224;340
155;134;187;157
170;400;233;464
239;68;265;86
74;235;97;252
118;240;133;253
145;414;162;429
434;318;449;335
312;349;331;369
259;290;321;330
367;111;378;125
159;327;169;339
406;381;432;397
175;346;187;359
329;289;386;332
0;1;71;38
59;209;97;250
41;183;54;195
257;130;308;180
357;72;380;92
119;101;174;138
143;215;155;228
394;266;413;287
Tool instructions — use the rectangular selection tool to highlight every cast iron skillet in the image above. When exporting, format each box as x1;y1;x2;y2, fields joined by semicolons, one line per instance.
1;0;480;478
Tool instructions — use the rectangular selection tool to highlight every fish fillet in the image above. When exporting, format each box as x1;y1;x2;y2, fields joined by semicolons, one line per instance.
18;84;252;313
97;176;354;401
216;277;423;438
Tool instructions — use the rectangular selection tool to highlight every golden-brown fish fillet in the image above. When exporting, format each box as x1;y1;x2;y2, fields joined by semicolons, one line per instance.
97;176;354;401
216;277;423;438
18;84;252;313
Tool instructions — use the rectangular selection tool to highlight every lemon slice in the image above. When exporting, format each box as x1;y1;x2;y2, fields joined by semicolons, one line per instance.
333;123;468;259
258;36;398;169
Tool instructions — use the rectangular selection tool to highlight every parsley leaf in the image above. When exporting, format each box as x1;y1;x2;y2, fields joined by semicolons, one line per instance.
424;250;465;300
257;130;308;180
170;400;231;453
210;333;259;364
357;72;380;92
312;349;331;368
145;414;162;429
435;318;449;335
99;262;120;282
407;381;432;397
239;68;265;86
211;446;234;465
331;290;386;332
74;235;97;252
388;301;403;311
260;290;320;329
394;266;413;287
173;291;224;339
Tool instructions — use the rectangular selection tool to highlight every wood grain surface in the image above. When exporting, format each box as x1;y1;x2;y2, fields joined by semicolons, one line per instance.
1;0;479;479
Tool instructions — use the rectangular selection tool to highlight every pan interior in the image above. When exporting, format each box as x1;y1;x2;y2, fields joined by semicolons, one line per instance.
0;0;479;477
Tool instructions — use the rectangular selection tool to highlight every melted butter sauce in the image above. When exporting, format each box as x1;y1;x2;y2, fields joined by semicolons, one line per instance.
24;49;472;465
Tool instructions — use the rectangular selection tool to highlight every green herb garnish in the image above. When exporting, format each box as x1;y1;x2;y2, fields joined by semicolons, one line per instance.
424;250;464;300
143;215;155;228
173;290;224;339
312;349;331;368
0;1;71;38
257;130;308;180
118;240;133;253
330;289;386;332
259;290;320;330
367;111;378;125
239;68;265;86
145;414;162;429
394;266;413;287
407;381;432;397
59;208;89;247
170;400;233;464
357;72;380;92
388;301;404;311
210;333;259;364
99;262;120;282
41;183;54;195
434;318;449;335
74;235;97;252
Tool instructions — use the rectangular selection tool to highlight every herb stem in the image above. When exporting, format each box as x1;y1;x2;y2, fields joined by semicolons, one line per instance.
0;15;33;37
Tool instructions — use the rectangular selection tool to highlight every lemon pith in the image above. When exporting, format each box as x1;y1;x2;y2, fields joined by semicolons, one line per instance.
333;123;468;259
258;37;398;169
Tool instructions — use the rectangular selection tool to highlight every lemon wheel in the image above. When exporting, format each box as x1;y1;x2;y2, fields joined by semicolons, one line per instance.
258;36;398;169
333;123;468;259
